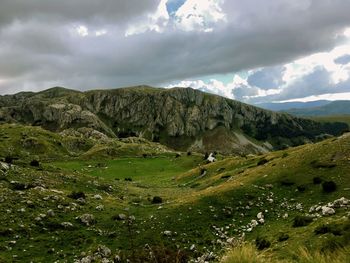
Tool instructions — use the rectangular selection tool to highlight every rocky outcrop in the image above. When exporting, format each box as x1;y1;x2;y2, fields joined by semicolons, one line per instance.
0;86;348;154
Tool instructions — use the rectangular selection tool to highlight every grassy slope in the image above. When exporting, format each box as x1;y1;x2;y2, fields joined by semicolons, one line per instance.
0;127;350;261
310;115;350;126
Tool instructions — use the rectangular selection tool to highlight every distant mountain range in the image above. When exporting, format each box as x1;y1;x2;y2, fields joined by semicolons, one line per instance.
281;100;350;116
255;100;331;111
0;86;347;155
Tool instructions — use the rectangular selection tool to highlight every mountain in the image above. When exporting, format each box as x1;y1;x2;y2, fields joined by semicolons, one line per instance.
0;86;348;154
255;100;331;111
283;100;350;116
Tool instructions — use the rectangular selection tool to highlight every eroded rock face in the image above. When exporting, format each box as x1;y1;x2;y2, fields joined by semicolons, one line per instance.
1;86;346;154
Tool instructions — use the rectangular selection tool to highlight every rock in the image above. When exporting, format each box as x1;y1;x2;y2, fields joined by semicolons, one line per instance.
282;213;288;219
332;197;349;207
97;245;111;257
77;197;86;205
163;230;172;236
115;214;127;221
207;153;216;163
80;256;93;263
257;212;264;220
96;205;104;211
321;206;335;216
0;162;10;172
251;219;258;228
190;244;196;251
94;194;103;200
78;214;96;226
258;218;265;224
61;222;74;228
47;209;55;217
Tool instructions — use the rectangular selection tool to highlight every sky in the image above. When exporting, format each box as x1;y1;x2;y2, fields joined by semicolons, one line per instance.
0;0;350;104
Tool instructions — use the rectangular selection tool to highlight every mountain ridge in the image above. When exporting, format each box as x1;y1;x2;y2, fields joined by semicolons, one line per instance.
0;86;348;154
282;100;350;116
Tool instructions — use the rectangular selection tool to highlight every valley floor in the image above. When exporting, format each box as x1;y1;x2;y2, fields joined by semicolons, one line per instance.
1;128;350;262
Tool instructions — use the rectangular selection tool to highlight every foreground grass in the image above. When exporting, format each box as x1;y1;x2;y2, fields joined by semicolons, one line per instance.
221;243;350;263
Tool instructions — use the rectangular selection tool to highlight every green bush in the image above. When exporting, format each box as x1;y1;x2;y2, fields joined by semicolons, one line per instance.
293;215;313;227
152;196;163;204
322;181;337;193
255;236;271;250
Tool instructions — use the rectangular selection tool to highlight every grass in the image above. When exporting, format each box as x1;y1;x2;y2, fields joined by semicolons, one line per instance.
1;124;350;262
310;115;350;126
221;243;350;263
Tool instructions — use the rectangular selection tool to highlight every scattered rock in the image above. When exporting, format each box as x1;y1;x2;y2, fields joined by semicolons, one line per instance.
321;206;335;216
78;214;96;226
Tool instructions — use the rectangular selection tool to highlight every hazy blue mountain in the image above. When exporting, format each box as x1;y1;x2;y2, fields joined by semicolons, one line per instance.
255;100;331;111
283;100;350;116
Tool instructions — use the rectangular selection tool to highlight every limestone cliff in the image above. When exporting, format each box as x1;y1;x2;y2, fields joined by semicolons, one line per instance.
0;86;347;154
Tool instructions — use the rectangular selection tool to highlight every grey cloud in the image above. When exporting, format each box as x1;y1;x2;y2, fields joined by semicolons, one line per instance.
0;0;158;26
231;85;259;101
247;66;350;104
1;0;350;97
247;66;285;90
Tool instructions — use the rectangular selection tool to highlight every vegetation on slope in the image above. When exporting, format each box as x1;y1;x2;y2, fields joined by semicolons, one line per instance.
0;123;350;262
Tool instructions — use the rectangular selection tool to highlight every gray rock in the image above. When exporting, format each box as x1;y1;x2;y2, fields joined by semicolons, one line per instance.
78;214;96;226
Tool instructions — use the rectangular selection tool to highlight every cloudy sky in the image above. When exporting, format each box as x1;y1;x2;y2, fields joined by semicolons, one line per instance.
0;0;350;104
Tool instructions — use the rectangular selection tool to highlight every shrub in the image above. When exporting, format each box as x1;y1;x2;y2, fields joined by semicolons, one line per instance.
313;176;322;184
187;151;192;156
297;185;306;192
257;158;268;166
124;177;132;182
315;224;342;236
255;236;271;250
152;196;163;204
277;232;289;242
322;181;337;193
68;191;86;200
4;156;13;164
282;152;289;158
280;179;295;186
175;153;181;158
30;160;40;167
142;153;148;158
204;152;209;160
321;236;345;252
293;215;313;227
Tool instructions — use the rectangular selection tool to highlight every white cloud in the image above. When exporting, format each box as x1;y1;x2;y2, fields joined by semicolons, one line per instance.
76;25;89;37
125;0;226;35
125;0;169;36
95;29;107;36
174;0;226;32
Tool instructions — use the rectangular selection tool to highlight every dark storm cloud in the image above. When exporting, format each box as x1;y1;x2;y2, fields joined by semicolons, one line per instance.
0;0;350;96
0;0;158;26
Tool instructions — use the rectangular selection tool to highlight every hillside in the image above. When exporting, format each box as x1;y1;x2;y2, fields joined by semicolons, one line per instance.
0;86;348;155
0;124;349;262
283;100;350;116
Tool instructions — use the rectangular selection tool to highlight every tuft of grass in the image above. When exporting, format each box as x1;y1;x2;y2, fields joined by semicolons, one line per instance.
221;243;275;263
294;247;350;263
